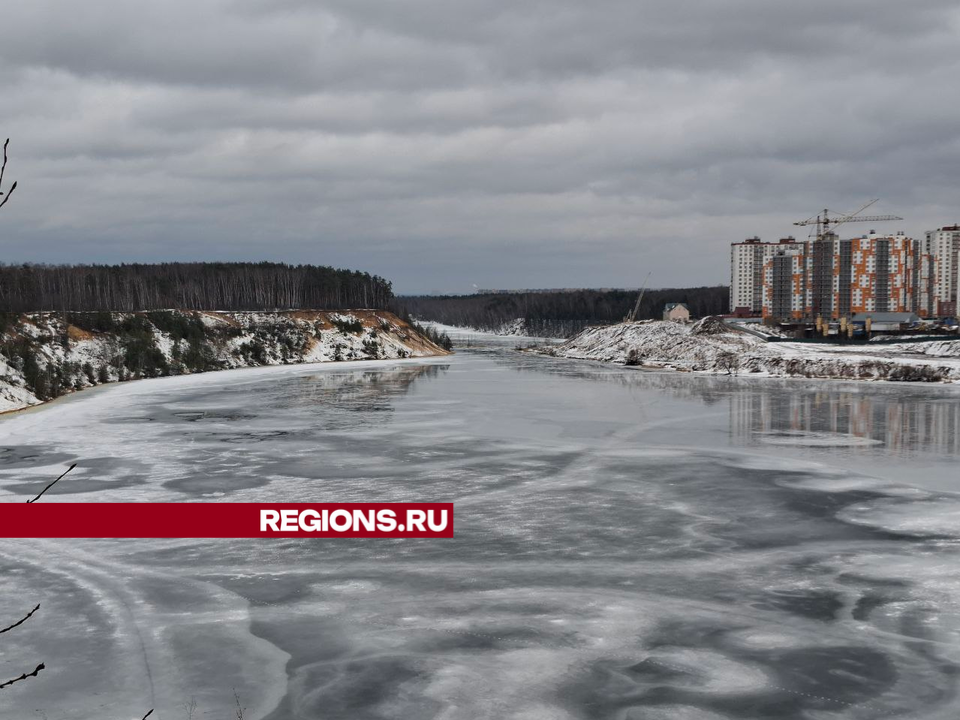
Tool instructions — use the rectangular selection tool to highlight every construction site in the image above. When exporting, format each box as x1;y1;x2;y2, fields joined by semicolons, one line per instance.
729;201;960;341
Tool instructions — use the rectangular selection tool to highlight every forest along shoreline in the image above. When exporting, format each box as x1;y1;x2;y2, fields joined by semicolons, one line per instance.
0;309;451;414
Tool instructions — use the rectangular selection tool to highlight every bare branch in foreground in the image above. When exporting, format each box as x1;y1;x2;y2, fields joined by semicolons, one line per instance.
0;138;9;190
0;603;40;636
0;138;15;210
141;710;154;720
26;464;77;503
0;663;45;690
0;180;15;210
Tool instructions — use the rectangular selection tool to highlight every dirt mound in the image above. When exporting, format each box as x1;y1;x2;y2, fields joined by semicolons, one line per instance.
690;316;728;335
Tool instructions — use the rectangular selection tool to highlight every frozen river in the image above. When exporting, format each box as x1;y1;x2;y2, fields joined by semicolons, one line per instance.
2;340;960;719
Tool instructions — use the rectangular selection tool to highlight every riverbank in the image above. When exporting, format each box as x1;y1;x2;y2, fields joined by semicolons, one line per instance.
0;309;449;413
537;317;960;382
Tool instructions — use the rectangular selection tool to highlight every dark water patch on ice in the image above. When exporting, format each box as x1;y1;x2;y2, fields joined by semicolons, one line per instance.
3;475;148;497
263;655;438;720
0;444;76;469
104;406;258;426
171;409;257;422
214;573;317;606
1;455;148;497
750;589;844;622
777;484;877;515
838;573;910;588
419;625;561;652
250;616;357;675
759;646;897;705
190;429;294;444
101;414;156;423
162;470;274;495
625;656;694;682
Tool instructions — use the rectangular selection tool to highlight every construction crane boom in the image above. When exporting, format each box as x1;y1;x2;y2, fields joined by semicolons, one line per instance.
794;214;903;227
626;272;652;323
793;200;902;240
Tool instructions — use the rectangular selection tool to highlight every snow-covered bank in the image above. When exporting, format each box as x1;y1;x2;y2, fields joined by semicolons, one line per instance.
419;319;529;337
420;317;566;338
0;309;448;413
539;317;960;382
421;321;560;346
418;321;494;339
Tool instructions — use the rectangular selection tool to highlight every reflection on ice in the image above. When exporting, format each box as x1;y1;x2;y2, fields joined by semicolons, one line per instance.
756;430;883;447
730;389;960;456
1;348;959;719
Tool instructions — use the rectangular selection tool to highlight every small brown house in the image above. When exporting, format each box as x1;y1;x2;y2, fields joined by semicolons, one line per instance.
663;302;691;322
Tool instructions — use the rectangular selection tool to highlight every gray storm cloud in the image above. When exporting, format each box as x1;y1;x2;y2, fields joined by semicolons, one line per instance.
0;0;958;292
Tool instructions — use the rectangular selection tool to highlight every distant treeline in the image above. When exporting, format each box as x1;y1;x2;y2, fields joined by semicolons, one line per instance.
0;262;393;312
399;286;729;337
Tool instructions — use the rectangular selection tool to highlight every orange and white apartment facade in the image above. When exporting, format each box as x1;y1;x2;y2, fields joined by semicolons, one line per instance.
731;226;960;321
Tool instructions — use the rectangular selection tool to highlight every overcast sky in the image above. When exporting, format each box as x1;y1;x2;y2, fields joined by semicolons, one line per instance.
1;1;958;294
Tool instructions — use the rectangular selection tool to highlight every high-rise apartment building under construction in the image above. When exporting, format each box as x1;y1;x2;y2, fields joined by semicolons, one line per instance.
925;225;960;317
729;237;804;315
730;226;959;320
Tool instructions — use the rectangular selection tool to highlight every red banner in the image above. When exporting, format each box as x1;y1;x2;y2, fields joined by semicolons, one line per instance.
0;503;454;538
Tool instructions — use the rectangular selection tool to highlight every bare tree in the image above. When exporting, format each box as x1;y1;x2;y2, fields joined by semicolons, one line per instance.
716;350;741;376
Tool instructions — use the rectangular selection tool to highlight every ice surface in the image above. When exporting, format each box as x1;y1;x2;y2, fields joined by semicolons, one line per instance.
1;347;960;718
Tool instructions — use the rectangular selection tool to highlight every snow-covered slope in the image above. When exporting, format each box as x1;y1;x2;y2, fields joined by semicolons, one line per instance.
0;309;448;413
541;317;960;383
